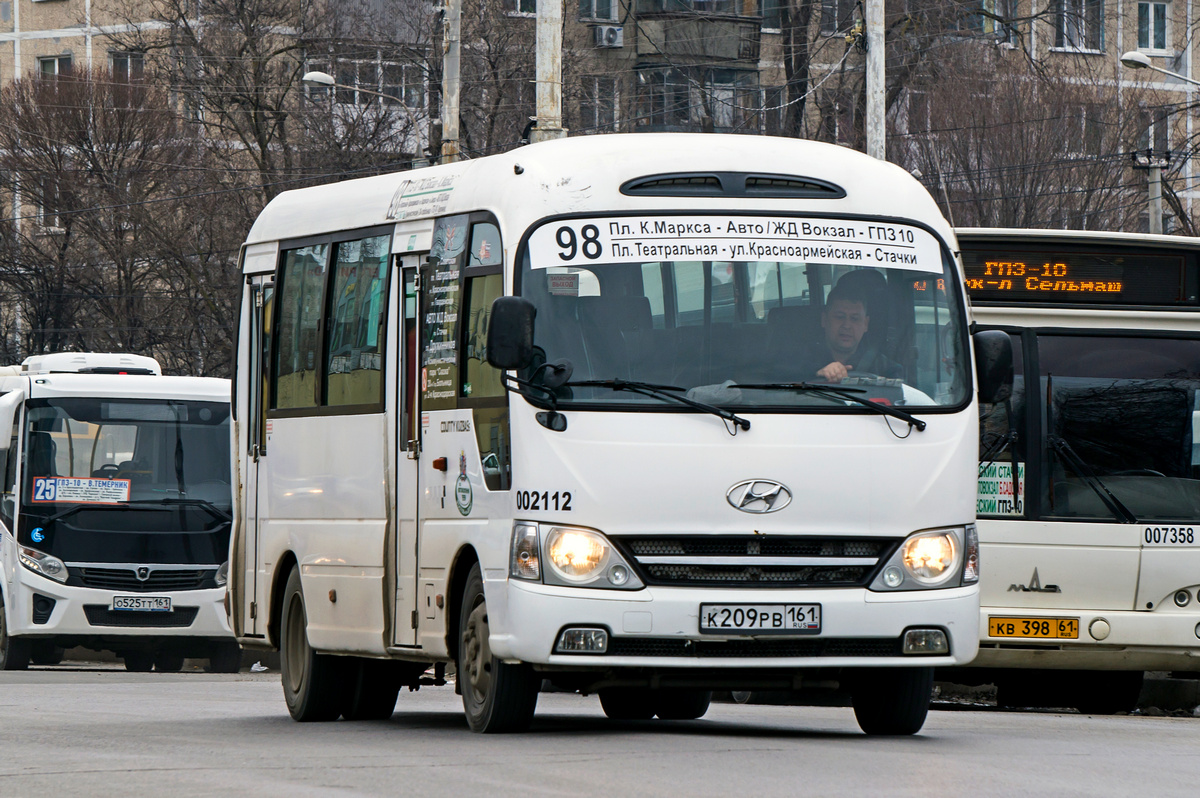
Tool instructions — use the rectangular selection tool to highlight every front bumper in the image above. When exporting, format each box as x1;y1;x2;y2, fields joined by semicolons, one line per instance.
973;605;1200;671
486;577;979;669
6;567;233;642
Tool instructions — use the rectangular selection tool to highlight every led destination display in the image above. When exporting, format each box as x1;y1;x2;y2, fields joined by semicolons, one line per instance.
960;245;1194;306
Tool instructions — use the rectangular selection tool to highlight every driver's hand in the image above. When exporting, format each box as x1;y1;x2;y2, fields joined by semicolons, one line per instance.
816;362;852;383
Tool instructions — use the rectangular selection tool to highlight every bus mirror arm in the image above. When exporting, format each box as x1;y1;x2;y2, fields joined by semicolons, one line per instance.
486;297;537;370
973;330;1013;405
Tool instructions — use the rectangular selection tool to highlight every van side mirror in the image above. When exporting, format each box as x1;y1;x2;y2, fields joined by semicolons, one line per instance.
486;296;537;370
973;329;1013;404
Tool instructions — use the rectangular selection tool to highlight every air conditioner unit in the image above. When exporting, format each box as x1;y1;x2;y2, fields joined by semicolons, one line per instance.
593;25;624;49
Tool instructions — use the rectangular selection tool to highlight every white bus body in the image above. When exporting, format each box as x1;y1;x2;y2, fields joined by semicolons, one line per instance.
232;134;1002;734
960;228;1200;713
0;353;238;672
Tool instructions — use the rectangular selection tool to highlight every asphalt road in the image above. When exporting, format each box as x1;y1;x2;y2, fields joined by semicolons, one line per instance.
1;667;1198;797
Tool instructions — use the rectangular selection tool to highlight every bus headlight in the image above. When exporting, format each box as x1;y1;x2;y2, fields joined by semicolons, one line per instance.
869;528;968;591
215;561;229;587
18;546;69;583
510;523;643;590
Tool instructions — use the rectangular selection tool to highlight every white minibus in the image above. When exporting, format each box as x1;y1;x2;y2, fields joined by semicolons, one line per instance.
959;228;1200;713
0;353;238;672
231;133;1010;733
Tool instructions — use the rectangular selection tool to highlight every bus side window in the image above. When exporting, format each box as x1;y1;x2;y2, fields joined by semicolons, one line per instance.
325;235;389;408
273;244;329;410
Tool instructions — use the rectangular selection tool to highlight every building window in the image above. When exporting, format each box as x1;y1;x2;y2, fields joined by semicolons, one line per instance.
982;0;1018;44
907;90;929;135
580;0;616;20
36;177;63;230
1138;1;1168;51
309;56;425;110
505;0;536;13
635;0;738;13
820;0;856;35
636;68;690;128
110;52;145;83
578;76;618;133
1139;106;1171;153
702;69;759;131
38;55;72;80
761;0;783;29
1054;0;1103;50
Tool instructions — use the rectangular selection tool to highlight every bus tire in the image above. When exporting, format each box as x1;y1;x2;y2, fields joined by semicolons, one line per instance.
30;642;64;666
207;641;243;674
850;667;934;736
1073;671;1144;715
654;689;712;720
0;594;30;671
598;688;656;720
280;567;345;722
155;652;185;672
124;651;154;672
458;563;539;733
341;659;402;721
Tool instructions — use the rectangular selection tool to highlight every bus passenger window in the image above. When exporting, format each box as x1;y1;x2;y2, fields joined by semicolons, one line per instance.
325;235;389;407
273;244;329;409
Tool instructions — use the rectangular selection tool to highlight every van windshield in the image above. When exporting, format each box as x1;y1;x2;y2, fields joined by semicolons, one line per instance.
517;214;969;410
16;397;232;564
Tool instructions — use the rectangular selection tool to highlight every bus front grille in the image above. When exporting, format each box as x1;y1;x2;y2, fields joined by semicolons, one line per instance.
606;636;902;658
71;567;217;592
83;606;199;628
612;536;897;588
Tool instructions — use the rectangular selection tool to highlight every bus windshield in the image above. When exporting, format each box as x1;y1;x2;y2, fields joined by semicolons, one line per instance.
518;215;969;410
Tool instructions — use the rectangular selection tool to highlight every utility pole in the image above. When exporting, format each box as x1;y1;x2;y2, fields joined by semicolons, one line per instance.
531;0;567;142
865;0;885;160
441;0;462;162
1131;149;1170;234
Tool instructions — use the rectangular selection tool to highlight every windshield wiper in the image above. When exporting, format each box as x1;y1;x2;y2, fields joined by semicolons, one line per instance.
732;382;927;432
1049;437;1138;524
566;379;751;431
123;498;233;522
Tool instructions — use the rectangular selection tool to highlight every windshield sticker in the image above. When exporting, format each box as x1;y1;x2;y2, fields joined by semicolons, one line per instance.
547;272;580;296
528;216;945;274
32;476;131;504
978;462;1024;516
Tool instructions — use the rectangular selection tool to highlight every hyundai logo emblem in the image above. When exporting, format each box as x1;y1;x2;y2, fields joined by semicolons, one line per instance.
136;567;151;581
726;480;792;514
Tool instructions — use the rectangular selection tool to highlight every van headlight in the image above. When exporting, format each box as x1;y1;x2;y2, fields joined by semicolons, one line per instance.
510;523;643;590
870;528;969;591
18;546;69;583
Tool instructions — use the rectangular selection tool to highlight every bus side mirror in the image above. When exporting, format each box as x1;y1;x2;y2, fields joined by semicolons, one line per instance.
973;330;1013;404
486;296;537;370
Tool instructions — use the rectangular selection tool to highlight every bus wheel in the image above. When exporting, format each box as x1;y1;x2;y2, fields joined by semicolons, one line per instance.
598;688;656;720
341;659;402;721
30;642;64;666
654;689;712;720
280;567;345;721
458;563;539;733
154;652;185;672
207;641;243;674
124;651;154;672
850;667;934;736
0;595;30;671
1073;671;1144;715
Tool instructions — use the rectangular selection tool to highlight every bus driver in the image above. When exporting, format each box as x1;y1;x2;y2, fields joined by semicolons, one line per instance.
802;276;901;384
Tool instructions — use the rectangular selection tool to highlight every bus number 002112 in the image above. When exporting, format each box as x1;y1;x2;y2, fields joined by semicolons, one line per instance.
1144;526;1195;545
516;490;572;512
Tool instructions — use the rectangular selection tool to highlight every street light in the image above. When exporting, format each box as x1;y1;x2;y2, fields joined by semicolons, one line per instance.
1118;51;1200;87
1117;52;1198;235
301;70;406;104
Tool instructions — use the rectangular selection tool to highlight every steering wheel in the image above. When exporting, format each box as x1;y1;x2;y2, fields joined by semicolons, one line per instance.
94;464;121;476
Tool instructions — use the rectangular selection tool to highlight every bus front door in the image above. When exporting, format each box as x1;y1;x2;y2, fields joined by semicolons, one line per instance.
393;259;421;647
244;276;273;638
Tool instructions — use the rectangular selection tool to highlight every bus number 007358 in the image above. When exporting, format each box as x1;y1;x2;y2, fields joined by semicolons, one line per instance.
1145;526;1195;545
516;490;572;512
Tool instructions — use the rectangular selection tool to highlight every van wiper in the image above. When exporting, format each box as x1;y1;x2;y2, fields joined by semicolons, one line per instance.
567;379;751;431
1049;437;1138;524
123;498;233;522
732;382;927;432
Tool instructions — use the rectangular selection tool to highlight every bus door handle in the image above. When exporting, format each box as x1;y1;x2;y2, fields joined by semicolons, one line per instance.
432;457;448;471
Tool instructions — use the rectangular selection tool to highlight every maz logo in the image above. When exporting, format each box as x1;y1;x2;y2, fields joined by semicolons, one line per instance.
1008;568;1061;593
